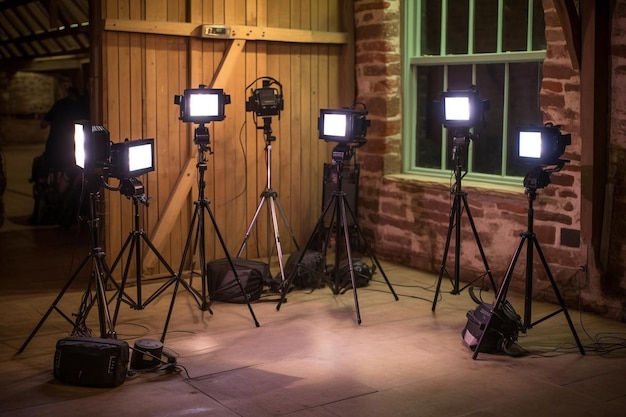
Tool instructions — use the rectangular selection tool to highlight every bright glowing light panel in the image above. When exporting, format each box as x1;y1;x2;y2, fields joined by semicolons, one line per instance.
128;142;154;173
444;96;471;122
110;138;155;179
74;123;86;168
323;113;348;138
177;88;228;123
73;122;110;171
189;93;220;117
518;131;542;158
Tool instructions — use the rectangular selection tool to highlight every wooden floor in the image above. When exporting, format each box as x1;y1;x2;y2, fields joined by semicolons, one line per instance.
1;144;626;417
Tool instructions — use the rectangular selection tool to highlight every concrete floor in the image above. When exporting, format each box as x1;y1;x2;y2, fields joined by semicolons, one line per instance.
1;144;626;417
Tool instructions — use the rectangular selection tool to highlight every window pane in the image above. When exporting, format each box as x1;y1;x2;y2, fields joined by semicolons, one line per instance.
474;0;498;53
407;0;547;180
447;64;473;90
503;2;529;52
446;0;469;54
472;64;504;175
532;0;546;50
421;0;442;55
506;61;543;177
416;66;444;168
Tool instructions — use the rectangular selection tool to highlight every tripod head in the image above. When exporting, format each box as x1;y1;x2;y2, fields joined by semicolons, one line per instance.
260;117;276;143
194;123;213;154
523;162;565;195
450;130;474;164
119;178;150;206
331;144;355;167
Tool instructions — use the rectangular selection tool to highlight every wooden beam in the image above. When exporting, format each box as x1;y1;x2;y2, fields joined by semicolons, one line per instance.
201;24;349;44
553;0;581;70
104;19;199;37
210;39;246;87
579;0;610;264
104;19;348;44
144;39;245;269
143;157;196;273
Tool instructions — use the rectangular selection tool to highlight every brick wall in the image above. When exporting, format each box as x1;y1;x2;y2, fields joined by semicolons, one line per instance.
608;0;626;314
0;71;58;145
354;0;624;320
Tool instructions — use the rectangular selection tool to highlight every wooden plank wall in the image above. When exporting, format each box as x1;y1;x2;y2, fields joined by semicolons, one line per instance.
100;0;352;277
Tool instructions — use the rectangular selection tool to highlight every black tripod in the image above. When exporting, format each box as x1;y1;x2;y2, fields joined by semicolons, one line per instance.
161;124;259;342
432;134;496;311
237;116;299;281
473;180;585;359
108;189;177;326
18;187;116;353
277;145;399;324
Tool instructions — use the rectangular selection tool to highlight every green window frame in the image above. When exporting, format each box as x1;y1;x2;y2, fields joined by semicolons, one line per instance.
403;0;547;185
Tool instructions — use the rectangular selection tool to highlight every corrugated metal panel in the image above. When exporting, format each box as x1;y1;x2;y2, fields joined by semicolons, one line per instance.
0;0;89;65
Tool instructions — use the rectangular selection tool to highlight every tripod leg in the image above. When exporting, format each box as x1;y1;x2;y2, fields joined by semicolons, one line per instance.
530;237;585;355
237;195;267;257
273;195;300;251
162;203;205;342
17;255;91;353
338;195;362;324
136;232;179;307
161;267;183;343
460;194;496;292
111;234;140;327
432;197;458;311
196;204;212;311
473;235;526;359
175;203;207;309
93;256;116;338
277;195;336;310
203;204;260;327
342;197;398;301
268;197;287;286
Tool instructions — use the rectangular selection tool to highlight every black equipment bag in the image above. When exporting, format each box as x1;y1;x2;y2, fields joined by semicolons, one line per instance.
207;258;269;303
53;337;129;388
276;250;326;289
462;301;522;354
329;259;374;293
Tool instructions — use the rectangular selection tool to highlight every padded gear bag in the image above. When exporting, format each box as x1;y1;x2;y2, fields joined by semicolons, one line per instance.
276;250;326;289
207;258;269;303
54;337;129;387
462;301;522;354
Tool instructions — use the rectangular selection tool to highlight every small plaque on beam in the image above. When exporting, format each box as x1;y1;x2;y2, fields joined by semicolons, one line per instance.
202;25;231;38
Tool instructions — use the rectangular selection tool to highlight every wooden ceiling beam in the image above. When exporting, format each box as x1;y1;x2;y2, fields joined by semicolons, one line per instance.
104;19;348;44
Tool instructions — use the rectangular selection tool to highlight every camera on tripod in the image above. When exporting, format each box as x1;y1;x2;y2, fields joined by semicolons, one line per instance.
245;77;283;117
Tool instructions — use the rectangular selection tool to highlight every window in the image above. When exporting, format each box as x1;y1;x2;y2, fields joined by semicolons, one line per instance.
403;0;546;183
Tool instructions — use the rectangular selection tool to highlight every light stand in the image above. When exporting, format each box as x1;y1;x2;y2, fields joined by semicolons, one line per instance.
237;116;299;281
276;144;399;324
161;124;259;343
108;183;178;326
432;133;497;311
18;181;116;353
473;169;585;359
